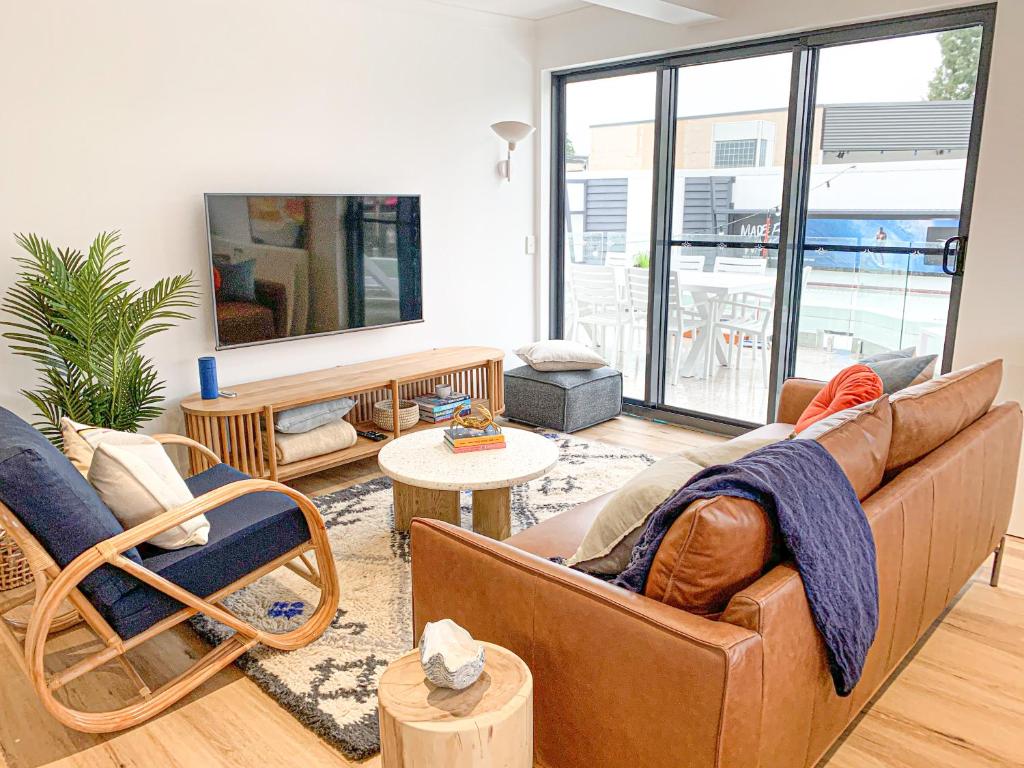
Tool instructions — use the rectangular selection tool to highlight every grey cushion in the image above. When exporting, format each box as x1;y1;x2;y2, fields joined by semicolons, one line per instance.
864;354;937;393
860;346;916;364
504;366;622;433
274;397;356;434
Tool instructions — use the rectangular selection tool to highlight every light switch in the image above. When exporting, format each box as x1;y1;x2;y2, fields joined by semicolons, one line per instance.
525;235;536;255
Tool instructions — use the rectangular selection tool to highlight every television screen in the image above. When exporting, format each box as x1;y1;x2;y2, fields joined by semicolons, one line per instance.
205;194;423;349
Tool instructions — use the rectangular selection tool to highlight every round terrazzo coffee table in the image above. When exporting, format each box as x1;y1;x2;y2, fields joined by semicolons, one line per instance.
378;429;558;540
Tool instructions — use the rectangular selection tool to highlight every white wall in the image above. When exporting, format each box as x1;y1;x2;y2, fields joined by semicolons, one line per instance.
536;0;1024;534
0;0;536;436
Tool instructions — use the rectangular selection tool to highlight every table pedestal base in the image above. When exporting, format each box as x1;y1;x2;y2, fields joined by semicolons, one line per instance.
472;488;511;540
392;482;511;540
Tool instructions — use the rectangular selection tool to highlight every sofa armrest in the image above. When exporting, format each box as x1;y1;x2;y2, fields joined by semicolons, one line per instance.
776;378;826;424
721;564;834;768
411;519;763;768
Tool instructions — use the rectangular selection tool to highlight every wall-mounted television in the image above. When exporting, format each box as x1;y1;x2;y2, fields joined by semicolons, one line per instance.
204;194;423;349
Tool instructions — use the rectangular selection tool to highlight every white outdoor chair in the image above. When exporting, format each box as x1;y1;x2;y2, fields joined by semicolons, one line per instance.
625;268;650;378
713;255;768;274
707;295;773;386
672;253;706;272
570;264;627;367
668;271;711;385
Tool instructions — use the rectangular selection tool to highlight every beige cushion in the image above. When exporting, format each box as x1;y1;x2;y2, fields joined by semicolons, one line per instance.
88;440;210;550
272;419;358;464
565;454;702;574
566;434;780;574
681;433;782;468
514;339;606;372
60;417;152;475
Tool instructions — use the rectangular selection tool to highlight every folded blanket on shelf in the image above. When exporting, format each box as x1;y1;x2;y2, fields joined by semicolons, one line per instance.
270;419;357;464
612;439;878;697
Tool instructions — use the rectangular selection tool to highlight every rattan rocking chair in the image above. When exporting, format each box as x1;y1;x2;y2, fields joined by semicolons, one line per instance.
0;424;339;735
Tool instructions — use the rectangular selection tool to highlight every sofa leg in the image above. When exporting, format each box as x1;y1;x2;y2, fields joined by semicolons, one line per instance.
991;536;1007;588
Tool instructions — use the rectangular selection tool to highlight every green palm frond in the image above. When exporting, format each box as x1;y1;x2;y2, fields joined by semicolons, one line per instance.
1;231;198;445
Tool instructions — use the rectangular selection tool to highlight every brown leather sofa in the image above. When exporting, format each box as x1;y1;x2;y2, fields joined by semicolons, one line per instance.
410;360;1022;768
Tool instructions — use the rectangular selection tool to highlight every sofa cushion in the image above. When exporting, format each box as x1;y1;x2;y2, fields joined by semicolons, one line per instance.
680;433;782;468
886;359;1002;474
100;463;311;639
643;495;777;617
564;455;703;575
795;364;884;433
0;407;143;610
795;397;892;500
860;348;937;393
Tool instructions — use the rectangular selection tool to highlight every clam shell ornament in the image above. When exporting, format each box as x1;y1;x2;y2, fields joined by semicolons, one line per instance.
418;619;486;690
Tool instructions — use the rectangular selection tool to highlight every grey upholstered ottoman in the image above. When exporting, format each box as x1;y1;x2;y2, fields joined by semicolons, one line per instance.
503;366;622;433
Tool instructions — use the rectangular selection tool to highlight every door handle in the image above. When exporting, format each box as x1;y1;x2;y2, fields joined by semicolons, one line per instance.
942;235;966;276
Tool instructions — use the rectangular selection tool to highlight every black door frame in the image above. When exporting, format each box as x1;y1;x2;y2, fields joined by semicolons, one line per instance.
550;3;997;433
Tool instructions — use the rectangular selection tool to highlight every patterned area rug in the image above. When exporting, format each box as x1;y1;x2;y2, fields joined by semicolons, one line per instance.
190;432;653;759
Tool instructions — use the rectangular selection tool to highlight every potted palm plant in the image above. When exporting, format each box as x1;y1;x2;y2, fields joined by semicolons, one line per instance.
2;231;198;445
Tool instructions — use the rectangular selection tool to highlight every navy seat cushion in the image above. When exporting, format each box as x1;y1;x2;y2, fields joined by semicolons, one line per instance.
101;463;312;640
0;407;142;609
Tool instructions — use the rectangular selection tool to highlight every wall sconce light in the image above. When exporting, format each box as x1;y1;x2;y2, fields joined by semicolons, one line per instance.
491;120;535;182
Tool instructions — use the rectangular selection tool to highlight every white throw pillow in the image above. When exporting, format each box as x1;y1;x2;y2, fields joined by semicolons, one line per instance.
88;441;210;550
566;433;782;575
515;340;607;372
60;417;153;475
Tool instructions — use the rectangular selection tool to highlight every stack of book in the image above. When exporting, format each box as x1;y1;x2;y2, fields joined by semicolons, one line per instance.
413;392;472;424
444;423;505;453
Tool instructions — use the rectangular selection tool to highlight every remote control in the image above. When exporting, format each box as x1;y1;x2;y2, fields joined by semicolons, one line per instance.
357;430;388;442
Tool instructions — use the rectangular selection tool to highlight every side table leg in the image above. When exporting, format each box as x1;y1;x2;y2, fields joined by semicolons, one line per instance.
393;481;460;532
472;488;512;540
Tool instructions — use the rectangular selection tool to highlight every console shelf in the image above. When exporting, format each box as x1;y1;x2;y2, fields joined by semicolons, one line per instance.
180;347;504;482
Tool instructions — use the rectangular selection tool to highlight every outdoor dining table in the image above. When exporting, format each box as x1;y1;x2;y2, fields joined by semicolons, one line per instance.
675;271;777;380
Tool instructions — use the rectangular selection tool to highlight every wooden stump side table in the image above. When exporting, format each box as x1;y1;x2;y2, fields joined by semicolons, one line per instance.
378;429;558;540
378;642;533;768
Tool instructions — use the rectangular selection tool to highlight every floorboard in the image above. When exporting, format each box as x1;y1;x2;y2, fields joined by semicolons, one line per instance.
0;414;1020;767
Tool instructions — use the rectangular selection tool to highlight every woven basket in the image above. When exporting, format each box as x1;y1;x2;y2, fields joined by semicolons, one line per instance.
373;399;420;432
0;527;34;592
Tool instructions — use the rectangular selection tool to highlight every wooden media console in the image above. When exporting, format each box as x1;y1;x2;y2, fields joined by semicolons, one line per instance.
180;346;505;482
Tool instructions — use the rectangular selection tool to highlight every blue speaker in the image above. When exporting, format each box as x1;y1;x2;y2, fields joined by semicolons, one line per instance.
198;356;219;400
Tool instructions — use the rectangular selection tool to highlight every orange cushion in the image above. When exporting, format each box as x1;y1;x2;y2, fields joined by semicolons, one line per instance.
794;364;883;433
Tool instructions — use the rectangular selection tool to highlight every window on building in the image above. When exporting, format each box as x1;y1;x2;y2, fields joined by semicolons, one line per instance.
713;138;767;168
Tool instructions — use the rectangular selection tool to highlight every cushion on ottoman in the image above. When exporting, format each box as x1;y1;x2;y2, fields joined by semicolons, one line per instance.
503;365;622;433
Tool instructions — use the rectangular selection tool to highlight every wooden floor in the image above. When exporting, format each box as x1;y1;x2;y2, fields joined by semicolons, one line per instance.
1;414;1021;768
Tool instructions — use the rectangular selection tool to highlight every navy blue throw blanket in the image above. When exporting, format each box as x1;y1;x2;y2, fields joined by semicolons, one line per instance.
612;439;878;696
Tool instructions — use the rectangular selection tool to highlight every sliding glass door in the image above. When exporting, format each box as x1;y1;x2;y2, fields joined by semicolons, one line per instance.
662;52;792;423
793;28;985;381
560;72;656;400
551;6;994;430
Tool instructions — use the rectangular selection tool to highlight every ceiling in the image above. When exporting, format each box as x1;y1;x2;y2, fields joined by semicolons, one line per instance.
426;0;720;23
426;0;589;20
